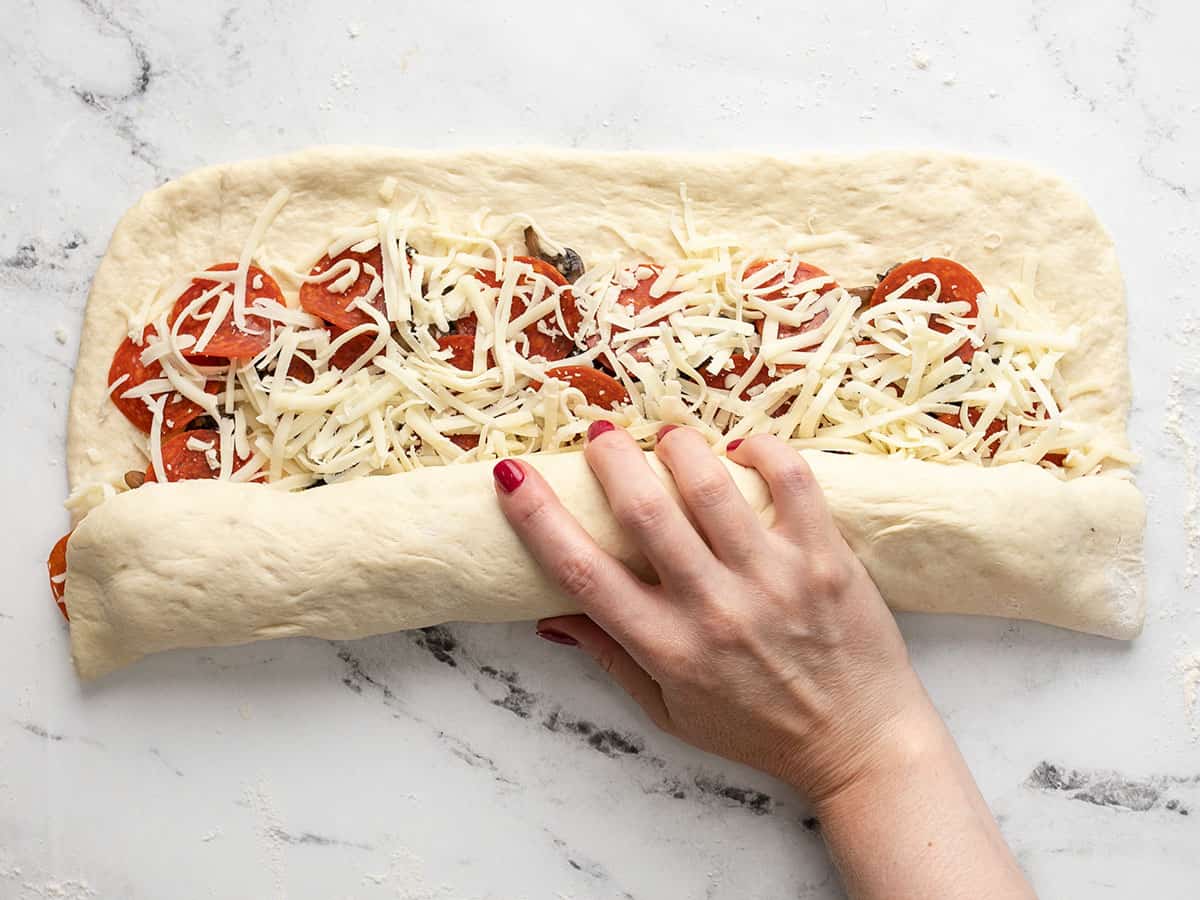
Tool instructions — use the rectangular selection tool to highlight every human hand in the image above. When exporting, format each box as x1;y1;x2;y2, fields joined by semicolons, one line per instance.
492;425;1035;898
491;423;936;805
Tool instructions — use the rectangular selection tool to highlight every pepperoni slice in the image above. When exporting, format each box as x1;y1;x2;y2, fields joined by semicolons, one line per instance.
108;326;218;433
700;354;794;416
449;434;480;450
278;328;379;382
937;406;1005;454
329;327;380;371
282;354;317;384
169;263;281;359
539;366;629;410
869;258;983;365
47;532;71;621
144;429;255;483
939;405;1067;466
435;333;496;372
1033;404;1068;467
592;263;683;363
744;258;835;341
299;245;387;331
473;257;581;361
700;354;773;400
615;264;680;322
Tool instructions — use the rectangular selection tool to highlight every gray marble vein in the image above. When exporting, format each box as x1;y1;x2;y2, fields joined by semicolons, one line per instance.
14;720;103;749
69;0;163;179
267;827;373;852
390;626;790;817
1026;761;1197;816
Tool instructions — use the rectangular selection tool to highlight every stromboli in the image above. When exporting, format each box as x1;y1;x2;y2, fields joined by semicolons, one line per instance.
47;148;1146;678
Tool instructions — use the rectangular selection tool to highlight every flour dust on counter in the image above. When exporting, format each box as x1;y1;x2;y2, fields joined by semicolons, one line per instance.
1174;650;1200;742
1161;315;1200;589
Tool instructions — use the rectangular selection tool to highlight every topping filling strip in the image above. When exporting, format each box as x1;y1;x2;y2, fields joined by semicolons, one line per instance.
86;184;1130;500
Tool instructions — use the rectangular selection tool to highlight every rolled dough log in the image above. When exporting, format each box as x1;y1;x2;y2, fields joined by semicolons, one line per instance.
65;450;1145;679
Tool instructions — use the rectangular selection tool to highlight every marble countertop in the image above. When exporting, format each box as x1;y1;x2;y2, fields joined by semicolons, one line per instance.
3;0;1198;897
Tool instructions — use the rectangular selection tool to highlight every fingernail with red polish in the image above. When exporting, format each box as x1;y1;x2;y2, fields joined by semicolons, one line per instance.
657;424;678;441
727;438;744;452
493;459;525;493
537;628;579;647
587;420;615;442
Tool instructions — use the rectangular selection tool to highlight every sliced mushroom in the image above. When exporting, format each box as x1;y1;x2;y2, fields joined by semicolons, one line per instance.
524;226;585;283
124;469;146;489
847;285;876;303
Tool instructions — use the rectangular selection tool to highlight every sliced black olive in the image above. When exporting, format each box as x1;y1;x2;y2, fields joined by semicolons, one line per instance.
188;414;217;431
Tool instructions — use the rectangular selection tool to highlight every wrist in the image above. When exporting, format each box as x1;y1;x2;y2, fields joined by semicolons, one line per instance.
770;663;949;808
807;698;954;822
800;696;1036;900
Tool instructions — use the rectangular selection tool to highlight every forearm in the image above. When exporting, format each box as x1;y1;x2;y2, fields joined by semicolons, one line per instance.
809;705;1035;900
497;431;1030;896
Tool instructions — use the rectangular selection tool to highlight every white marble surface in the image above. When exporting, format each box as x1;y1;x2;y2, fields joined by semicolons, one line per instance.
2;0;1198;896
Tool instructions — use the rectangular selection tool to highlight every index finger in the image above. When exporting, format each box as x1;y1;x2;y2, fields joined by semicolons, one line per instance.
584;425;715;592
726;436;840;546
491;459;660;653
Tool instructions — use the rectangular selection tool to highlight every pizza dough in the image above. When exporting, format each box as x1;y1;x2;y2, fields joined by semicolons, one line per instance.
61;148;1146;678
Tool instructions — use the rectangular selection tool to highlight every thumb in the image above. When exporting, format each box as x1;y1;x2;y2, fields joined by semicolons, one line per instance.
537;615;672;733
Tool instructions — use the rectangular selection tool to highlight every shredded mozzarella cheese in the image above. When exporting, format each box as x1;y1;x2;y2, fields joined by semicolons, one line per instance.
96;184;1107;500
